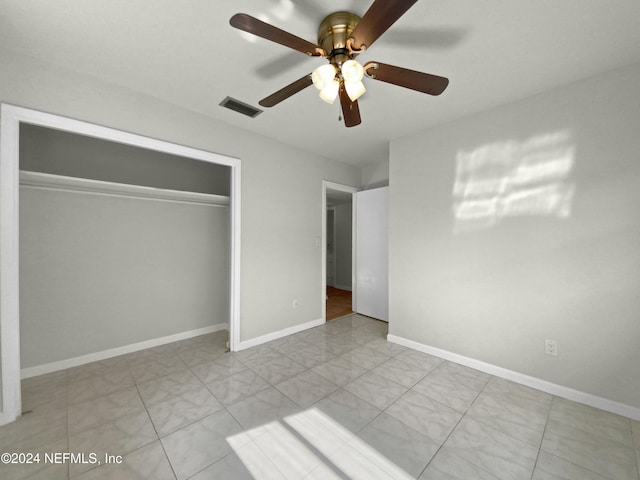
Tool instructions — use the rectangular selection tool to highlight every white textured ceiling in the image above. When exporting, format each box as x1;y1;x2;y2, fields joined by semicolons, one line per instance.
2;0;640;167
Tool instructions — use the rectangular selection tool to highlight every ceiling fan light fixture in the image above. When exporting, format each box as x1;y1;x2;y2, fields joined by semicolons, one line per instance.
345;80;366;101
341;60;364;83
312;64;337;91
319;78;340;104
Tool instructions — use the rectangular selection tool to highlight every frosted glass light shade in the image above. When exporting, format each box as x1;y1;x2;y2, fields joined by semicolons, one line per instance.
341;60;364;83
312;64;337;90
319;79;340;103
345;80;366;101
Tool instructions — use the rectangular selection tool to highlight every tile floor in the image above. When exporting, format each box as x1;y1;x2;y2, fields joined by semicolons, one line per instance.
1;314;639;480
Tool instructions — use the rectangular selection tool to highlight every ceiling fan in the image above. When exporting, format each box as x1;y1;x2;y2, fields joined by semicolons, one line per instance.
230;0;449;127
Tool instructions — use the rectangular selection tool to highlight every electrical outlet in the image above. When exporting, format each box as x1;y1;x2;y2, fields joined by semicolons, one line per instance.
544;339;558;356
292;299;299;309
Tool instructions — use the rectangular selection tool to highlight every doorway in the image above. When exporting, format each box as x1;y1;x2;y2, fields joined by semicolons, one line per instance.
0;104;241;425
322;181;358;321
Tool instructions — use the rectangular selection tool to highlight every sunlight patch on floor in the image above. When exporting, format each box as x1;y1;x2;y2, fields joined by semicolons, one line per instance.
228;407;414;479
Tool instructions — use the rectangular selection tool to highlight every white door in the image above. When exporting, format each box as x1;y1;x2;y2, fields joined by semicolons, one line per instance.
355;187;388;321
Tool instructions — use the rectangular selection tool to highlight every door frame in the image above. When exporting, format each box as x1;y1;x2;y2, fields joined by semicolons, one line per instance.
326;206;336;288
322;181;359;321
0;104;242;425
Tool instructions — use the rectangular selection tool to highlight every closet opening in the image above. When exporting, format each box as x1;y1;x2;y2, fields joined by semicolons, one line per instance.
0;105;241;425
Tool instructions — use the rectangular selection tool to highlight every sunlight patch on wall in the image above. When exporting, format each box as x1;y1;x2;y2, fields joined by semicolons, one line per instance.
453;131;575;233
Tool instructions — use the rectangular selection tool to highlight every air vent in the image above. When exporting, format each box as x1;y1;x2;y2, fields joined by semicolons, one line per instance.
219;97;263;118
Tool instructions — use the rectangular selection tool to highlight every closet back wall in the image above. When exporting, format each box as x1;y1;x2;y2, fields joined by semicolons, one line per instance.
20;124;230;195
19;126;230;370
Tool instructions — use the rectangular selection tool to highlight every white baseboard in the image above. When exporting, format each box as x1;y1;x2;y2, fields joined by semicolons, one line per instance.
237;318;325;351
387;334;640;422
21;323;228;379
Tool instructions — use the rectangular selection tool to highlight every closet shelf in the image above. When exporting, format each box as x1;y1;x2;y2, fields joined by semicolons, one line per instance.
19;170;230;206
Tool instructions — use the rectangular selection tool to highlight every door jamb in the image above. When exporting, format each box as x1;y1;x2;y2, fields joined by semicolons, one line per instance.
326;207;336;287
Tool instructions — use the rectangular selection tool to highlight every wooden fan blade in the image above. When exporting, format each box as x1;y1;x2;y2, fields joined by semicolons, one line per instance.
339;82;362;127
259;74;314;107
230;13;323;56
349;0;419;51
364;61;449;95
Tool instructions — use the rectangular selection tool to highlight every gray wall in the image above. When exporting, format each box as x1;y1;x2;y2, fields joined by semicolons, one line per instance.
20;183;229;368
361;159;389;190
0;49;361;349
389;62;640;409
333;202;353;290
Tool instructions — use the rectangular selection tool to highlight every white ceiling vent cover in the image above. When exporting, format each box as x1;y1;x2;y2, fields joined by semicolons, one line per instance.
219;97;263;118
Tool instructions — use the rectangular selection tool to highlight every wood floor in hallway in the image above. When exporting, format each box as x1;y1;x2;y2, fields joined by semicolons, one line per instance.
326;286;352;320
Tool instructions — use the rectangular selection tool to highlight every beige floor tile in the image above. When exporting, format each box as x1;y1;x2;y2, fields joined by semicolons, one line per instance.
68;410;157;476
73;441;176;480
3;317;639;480
161;410;250;480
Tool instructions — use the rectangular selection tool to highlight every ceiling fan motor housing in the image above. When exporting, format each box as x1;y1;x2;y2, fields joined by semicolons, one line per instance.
318;11;361;67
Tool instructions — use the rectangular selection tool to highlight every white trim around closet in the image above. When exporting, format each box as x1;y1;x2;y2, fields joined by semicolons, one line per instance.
0;103;242;426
